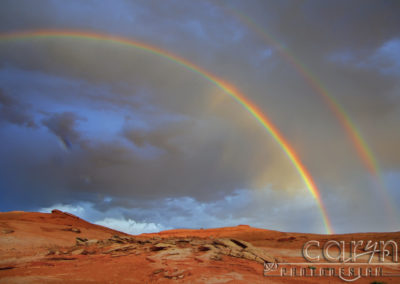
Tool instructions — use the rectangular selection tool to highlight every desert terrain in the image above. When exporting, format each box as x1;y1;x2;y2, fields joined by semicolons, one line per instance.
0;210;399;283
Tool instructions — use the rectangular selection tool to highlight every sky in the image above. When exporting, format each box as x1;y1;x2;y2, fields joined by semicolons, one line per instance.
0;0;400;234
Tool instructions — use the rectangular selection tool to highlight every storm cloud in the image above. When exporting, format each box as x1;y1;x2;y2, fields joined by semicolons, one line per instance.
0;0;399;233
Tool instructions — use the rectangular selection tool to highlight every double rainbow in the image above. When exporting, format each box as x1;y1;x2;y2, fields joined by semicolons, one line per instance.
0;29;334;234
226;10;397;224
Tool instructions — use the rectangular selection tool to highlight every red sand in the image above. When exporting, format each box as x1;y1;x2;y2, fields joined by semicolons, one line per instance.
0;210;399;283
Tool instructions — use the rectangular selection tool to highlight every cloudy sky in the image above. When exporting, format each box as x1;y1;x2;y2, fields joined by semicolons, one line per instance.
0;0;399;234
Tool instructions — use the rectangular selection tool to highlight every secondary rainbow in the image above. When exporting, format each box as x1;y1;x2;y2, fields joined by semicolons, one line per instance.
226;10;397;225
0;29;334;234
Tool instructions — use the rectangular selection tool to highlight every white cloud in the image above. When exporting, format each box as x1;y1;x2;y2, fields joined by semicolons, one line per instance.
37;189;330;234
375;38;400;75
39;201;167;234
333;38;400;75
95;218;166;235
39;203;89;217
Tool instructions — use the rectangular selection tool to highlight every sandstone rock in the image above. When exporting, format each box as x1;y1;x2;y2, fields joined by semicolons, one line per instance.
86;239;98;246
62;227;81;233
189;238;205;246
198;245;212;252
244;245;275;263
163;239;177;245
164;269;185;279
230;239;251;249
254;256;265;264
76;237;88;246
217;247;231;255
108;235;136;244
150;242;173;252
119;236;135;243
210;238;276;264
109;235;126;244
103;244;136;254
210;254;222;261
213;238;240;249
1;229;14;234
241;251;257;261
155;242;173;248
47;249;62;256
97;239;115;247
71;248;88;255
229;249;244;258
46;249;56;255
135;238;152;244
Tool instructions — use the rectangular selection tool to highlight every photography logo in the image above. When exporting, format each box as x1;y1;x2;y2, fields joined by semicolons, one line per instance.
263;240;400;282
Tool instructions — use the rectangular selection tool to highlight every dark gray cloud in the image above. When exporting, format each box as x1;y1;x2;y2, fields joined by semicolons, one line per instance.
0;0;399;233
229;0;400;57
0;89;36;127
42;112;85;150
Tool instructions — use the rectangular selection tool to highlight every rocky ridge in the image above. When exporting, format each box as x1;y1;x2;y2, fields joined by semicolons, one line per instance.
49;234;276;264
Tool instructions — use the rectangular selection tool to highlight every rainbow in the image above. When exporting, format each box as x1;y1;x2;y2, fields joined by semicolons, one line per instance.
227;10;398;225
0;29;334;234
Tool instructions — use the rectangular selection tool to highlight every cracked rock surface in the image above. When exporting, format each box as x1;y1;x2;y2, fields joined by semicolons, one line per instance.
68;235;276;265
